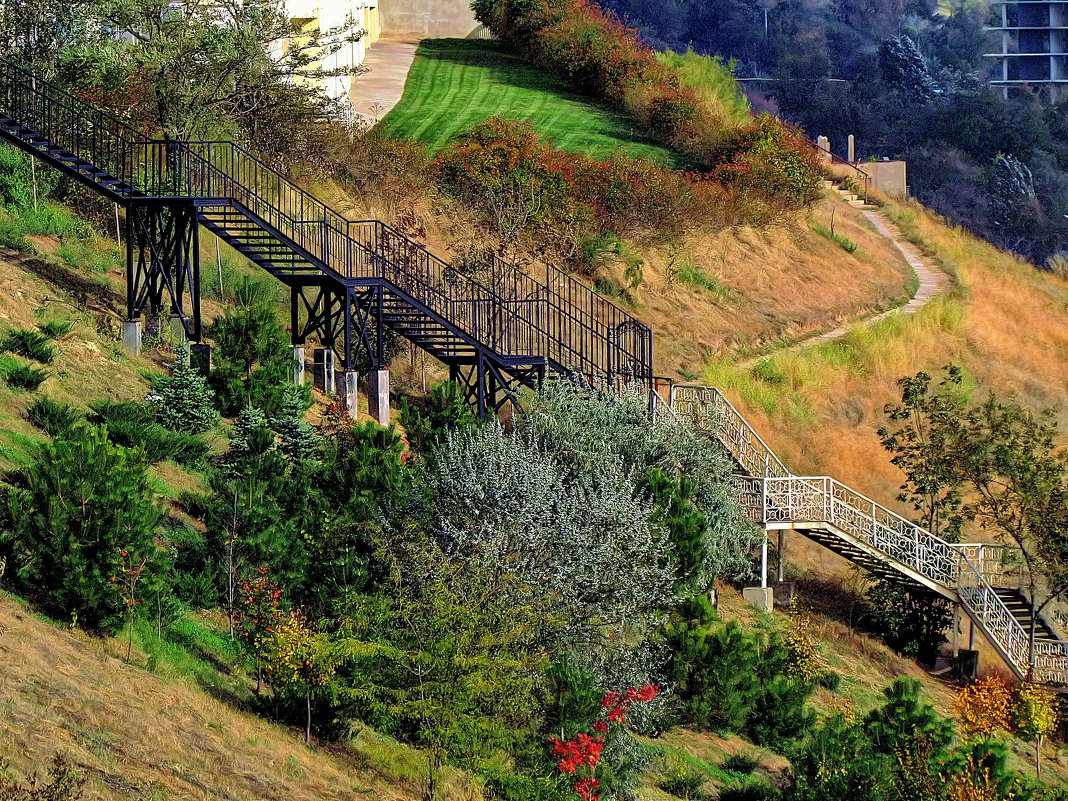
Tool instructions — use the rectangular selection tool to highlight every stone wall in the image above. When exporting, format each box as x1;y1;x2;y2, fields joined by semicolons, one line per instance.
381;0;481;38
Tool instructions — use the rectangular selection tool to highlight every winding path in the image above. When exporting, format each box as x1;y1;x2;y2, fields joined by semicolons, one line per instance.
740;206;949;366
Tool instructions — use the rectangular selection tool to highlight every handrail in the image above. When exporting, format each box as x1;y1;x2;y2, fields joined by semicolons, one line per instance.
814;142;870;204
0;60;653;385
669;383;1068;684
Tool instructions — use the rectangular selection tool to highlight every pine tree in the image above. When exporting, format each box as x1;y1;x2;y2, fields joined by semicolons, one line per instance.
149;341;218;435
3;424;165;633
270;385;321;464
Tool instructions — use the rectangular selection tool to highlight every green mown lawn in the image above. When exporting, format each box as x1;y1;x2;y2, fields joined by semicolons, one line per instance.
378;38;680;165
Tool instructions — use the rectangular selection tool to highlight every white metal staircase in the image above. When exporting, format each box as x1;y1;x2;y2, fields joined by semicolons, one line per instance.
664;384;1068;685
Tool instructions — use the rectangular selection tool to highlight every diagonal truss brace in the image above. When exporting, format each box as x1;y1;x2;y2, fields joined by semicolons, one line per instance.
450;355;546;419
126;202;201;340
290;281;387;372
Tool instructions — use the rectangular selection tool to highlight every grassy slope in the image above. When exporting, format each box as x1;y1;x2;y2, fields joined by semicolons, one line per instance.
0;592;481;801
378;39;678;163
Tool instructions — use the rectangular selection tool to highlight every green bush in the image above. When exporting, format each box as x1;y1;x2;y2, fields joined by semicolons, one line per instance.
2;423;165;633
1;328;56;364
38;319;75;339
815;670;841;691
149;341;218;435
719;780;780;801
721;753;760;776
0;143;57;209
2;361;48;391
862;579;953;662
664;600;815;749
657;764;707;799
89;400;210;468
398;380;478;455
26;396;83;437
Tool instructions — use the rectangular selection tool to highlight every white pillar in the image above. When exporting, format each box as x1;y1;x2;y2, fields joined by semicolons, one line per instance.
368;368;390;426
293;346;306;386
122;319;142;355
847;134;855;163
313;348;335;394
761;530;769;589
341;370;358;413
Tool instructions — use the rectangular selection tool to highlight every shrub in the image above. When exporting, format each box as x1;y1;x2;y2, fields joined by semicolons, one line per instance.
664;604;815;749
2;361;48;391
398;379;478;455
26;396;82;437
0;143;57;210
2;423;165;633
89;400;210;468
148;340;218;434
815;670;841;691
657;764;706;799
718;781;780;801
38;318;75;339
862;579;953;661
699;116;825;207
1;328;56;364
721;754;760;776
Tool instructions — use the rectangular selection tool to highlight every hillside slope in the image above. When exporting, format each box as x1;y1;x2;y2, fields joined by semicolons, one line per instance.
0;592;471;801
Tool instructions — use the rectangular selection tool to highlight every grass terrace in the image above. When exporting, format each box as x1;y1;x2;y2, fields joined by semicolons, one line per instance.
378;38;680;164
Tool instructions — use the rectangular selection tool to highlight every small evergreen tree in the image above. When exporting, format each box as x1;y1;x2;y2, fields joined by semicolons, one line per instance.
149;340;218;434
398;379;478;455
2;424;165;633
270;385;320;464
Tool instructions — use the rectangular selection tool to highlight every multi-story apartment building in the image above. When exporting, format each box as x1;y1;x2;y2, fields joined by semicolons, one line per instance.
274;0;382;103
987;1;1068;99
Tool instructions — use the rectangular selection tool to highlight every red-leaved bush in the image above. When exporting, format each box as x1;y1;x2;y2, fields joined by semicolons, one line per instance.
472;0;824;210
549;683;660;801
435;118;757;264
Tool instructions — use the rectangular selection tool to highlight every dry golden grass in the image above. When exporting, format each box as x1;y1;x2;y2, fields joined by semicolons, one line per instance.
640;195;918;375
685;197;1068;534
0;592;487;801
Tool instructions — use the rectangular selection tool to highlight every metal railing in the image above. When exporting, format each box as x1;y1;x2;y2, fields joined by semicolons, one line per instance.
669;383;1068;684
0;59;652;386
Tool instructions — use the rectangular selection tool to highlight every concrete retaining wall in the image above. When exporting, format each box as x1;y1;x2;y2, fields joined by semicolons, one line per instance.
859;160;908;199
381;0;481;38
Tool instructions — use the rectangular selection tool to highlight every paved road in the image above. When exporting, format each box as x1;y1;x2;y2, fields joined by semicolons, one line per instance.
349;38;421;126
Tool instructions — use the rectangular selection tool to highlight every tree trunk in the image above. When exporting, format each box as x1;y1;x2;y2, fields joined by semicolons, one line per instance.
1036;735;1043;780
305;691;312;744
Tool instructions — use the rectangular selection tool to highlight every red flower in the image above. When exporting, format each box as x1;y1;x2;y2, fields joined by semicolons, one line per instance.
574;777;600;801
592;720;608;733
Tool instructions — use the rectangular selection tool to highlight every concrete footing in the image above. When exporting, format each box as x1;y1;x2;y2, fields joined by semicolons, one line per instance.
368;368;390;426
293;346;306;386
313;348;336;395
771;581;796;609
742;586;774;613
122;320;142;354
341;370;359;413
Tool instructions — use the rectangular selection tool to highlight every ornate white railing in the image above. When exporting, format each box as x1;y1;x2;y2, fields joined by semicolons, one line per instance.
668;383;1068;684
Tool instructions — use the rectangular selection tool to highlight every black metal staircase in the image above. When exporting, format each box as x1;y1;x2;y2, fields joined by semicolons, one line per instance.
0;60;652;415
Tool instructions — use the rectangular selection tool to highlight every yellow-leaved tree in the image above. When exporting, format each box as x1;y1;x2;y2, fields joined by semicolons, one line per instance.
264;608;337;744
1013;682;1059;779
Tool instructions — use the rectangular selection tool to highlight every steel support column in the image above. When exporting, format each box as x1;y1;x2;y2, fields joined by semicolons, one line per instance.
126;202;201;340
450;357;546;419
